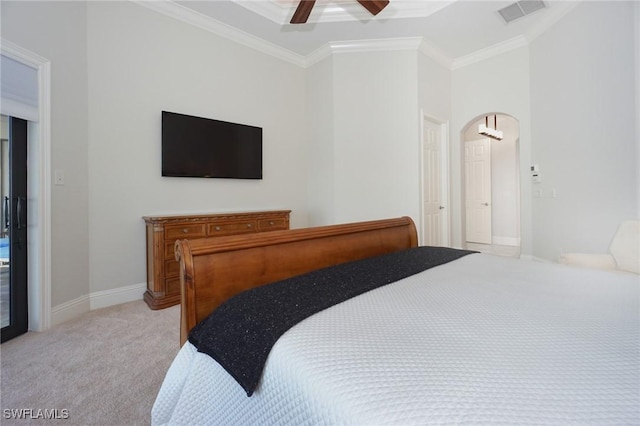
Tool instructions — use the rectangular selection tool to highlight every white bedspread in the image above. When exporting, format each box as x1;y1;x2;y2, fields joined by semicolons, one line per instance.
152;253;639;425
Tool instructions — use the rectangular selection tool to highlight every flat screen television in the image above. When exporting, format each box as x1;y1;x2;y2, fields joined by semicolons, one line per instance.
162;111;262;179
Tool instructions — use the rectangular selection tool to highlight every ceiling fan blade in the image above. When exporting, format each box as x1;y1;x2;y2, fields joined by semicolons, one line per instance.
290;0;316;24
356;0;390;16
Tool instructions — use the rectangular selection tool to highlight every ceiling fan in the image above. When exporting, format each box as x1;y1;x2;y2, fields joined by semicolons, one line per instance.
290;0;390;24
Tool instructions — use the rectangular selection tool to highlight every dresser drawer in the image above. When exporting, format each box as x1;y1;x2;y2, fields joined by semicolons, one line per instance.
164;242;179;260
165;276;181;295
258;218;288;231
165;259;180;278
208;221;257;236
165;223;207;240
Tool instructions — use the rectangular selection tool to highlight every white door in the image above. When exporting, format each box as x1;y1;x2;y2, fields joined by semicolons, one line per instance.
465;139;492;244
422;118;443;246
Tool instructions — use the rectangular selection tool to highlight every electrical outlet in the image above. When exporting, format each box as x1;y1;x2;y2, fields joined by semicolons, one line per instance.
54;169;65;186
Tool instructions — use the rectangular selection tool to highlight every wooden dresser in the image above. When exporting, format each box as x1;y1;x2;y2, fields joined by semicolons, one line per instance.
143;210;291;309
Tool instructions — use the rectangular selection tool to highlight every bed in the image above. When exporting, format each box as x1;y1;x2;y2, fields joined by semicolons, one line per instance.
152;217;639;425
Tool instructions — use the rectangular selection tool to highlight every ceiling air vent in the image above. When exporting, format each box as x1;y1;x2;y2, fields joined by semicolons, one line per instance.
498;0;546;24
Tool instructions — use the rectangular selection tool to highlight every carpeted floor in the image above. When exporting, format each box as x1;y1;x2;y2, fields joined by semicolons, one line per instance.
0;300;180;425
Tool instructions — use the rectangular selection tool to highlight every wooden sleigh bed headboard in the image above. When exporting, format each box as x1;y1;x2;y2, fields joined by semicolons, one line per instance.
174;216;418;345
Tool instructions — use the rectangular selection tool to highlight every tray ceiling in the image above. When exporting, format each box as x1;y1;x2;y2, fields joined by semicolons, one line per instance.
167;1;580;63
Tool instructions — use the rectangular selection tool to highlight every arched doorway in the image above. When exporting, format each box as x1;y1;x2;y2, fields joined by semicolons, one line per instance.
460;113;520;257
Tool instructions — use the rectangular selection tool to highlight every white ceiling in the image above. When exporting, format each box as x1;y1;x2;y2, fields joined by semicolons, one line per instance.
172;0;580;61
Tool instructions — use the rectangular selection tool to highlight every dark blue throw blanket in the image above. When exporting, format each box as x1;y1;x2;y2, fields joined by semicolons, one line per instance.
188;246;476;396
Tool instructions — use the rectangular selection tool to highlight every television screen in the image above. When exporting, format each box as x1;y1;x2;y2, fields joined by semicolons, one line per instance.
162;111;262;179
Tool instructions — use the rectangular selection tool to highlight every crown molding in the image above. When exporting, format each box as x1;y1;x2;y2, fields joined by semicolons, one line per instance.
305;43;333;67
234;0;456;25
451;35;528;70
304;37;453;69
132;0;307;67
418;40;453;70
330;37;424;54
448;1;581;70
132;1;453;70
304;37;426;67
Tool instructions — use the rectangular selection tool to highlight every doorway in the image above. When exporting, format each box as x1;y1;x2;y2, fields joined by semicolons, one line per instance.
461;114;520;257
420;114;450;246
464;138;492;244
1;115;28;342
1;41;52;333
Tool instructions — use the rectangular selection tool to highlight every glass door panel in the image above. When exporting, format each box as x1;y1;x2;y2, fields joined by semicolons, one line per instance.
1;115;28;342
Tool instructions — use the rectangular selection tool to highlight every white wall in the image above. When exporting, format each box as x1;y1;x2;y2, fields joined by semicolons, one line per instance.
2;1;90;308
490;136;519;245
636;2;640;218
417;53;451;123
308;49;450;229
529;1;638;260
451;46;532;255
307;56;335;226
331;50;420;224
86;1;309;295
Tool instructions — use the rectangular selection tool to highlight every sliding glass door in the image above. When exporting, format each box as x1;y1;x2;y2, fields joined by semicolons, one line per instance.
1;115;28;342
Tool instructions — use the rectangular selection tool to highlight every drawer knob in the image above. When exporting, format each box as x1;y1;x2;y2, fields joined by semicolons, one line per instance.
247;223;252;228
182;228;188;233
269;221;274;225
215;226;221;231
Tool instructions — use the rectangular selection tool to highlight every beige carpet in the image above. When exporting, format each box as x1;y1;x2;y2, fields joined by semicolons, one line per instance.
1;300;180;425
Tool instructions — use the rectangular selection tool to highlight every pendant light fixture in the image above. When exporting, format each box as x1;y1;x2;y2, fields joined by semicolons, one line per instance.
478;115;503;140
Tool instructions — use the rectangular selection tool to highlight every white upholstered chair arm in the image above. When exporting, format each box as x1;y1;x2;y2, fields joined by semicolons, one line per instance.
557;253;618;270
609;220;639;274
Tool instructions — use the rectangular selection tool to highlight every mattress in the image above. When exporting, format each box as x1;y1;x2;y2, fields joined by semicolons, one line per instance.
152;253;639;425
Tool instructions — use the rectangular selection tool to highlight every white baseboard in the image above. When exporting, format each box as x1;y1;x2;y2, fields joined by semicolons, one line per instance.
492;236;521;246
52;294;90;326
531;256;553;263
90;282;146;310
51;283;146;326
